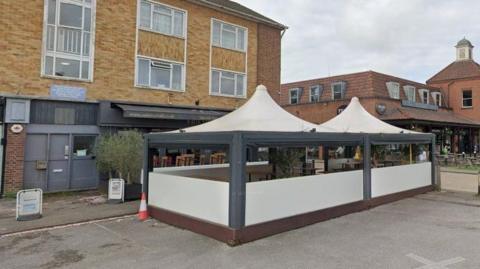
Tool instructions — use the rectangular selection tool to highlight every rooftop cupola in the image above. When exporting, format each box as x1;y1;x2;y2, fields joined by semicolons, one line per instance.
455;37;473;61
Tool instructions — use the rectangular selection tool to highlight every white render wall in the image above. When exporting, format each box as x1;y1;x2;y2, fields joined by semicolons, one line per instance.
245;170;364;226
371;162;431;198
148;172;229;226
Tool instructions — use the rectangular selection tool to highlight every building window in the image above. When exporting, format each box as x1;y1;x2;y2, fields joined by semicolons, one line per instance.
210;69;246;97
211;19;247;51
331;82;346;100
403;85;416;102
289;88;300;104
463;90;473;107
42;0;95;81
310;85;322;103
419;89;429;104
431;92;442;107
139;0;186;38
136;57;185;91
386;82;400;99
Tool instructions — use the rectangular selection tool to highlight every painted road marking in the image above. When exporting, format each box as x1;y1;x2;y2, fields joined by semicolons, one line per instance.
407;253;465;269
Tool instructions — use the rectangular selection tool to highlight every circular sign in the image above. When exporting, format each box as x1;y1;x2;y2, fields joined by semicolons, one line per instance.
375;103;386;115
10;124;24;134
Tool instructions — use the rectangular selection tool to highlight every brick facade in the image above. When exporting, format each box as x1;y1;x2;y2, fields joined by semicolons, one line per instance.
3;124;26;193
0;0;282;109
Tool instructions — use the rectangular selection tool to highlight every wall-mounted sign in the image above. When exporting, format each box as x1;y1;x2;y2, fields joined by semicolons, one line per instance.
50;85;86;101
10;124;24;133
16;189;43;221
108;178;125;203
375;103;387;115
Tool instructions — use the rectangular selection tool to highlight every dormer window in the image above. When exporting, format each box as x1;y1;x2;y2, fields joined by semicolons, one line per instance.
289;88;300;104
403;85;416;102
418;89;429;104
431;92;442;107
386;82;400;99
331;81;346;100
309;85;322;103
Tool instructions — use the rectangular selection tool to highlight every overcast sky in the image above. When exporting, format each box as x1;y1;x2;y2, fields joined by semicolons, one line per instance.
239;0;480;84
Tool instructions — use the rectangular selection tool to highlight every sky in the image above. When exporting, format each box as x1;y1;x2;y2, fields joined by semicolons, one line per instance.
239;0;480;84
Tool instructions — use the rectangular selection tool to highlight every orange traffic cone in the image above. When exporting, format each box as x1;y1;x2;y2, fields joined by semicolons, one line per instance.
138;192;149;221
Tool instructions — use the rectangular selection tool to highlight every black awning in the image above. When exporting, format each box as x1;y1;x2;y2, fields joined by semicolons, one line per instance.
115;104;227;121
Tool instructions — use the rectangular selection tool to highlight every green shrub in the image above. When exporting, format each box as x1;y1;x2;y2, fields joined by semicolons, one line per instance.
95;130;144;184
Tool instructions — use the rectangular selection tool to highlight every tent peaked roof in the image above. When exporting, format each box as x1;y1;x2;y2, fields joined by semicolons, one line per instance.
173;85;324;133
319;97;417;134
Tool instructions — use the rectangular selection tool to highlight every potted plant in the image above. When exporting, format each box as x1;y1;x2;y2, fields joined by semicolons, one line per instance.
96;130;144;200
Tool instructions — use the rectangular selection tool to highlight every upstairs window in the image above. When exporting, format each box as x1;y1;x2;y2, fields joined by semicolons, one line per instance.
403;85;416;102
331;82;346;100
386;82;400;99
431;92;442;107
42;0;95;80
419;89;429;104
463;90;473;107
211;69;246;98
310;85;322;103
212;19;247;51
289;88;300;104
139;1;185;38
136;57;185;91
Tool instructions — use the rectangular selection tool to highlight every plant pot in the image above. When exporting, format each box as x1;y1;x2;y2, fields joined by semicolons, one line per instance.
124;183;142;201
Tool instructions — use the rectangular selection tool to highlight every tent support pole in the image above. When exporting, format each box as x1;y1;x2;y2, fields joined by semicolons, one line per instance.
363;135;372;200
229;133;246;229
431;136;436;186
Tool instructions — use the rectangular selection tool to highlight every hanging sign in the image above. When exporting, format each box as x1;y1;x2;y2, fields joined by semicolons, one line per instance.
108;178;125;203
16;189;43;221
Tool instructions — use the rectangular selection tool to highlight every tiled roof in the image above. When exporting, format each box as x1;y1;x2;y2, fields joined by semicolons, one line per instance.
380;106;480;127
191;0;287;29
427;60;480;83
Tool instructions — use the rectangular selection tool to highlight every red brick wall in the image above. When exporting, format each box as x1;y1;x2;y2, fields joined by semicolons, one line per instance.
4;124;26;193
428;78;480;120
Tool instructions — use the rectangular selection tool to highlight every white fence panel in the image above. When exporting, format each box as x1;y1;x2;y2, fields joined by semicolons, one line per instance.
371;162;431;197
245;170;364;226
148;172;229;226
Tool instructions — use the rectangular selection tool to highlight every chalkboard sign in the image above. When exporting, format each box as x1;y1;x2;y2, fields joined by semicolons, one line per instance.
16;189;43;221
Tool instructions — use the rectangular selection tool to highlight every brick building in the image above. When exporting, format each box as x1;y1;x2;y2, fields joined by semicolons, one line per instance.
279;39;480;154
0;0;286;194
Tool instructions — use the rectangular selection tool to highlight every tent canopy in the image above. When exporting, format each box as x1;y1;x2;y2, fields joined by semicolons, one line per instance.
171;85;324;133
319;97;417;134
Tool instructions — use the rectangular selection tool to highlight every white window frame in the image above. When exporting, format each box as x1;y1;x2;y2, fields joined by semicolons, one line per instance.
403;85;416;102
386;82;400;99
210;68;246;98
211;19;248;52
41;0;96;82
135;55;185;92
289;88;300;104
331;82;346;100
138;0;187;38
462;89;473;108
419;89;430;104
310;85;321;103
431;92;442;107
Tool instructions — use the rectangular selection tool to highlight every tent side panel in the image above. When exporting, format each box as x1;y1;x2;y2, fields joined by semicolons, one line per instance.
148;172;229;226
371;162;432;197
245;170;364;226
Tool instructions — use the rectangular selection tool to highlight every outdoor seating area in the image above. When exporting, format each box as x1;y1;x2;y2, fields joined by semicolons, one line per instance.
143;85;435;245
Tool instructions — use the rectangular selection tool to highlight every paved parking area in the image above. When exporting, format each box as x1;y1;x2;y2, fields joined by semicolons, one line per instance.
1;192;480;269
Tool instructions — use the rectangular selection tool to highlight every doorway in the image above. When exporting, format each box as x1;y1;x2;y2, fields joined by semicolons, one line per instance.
24;133;98;192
